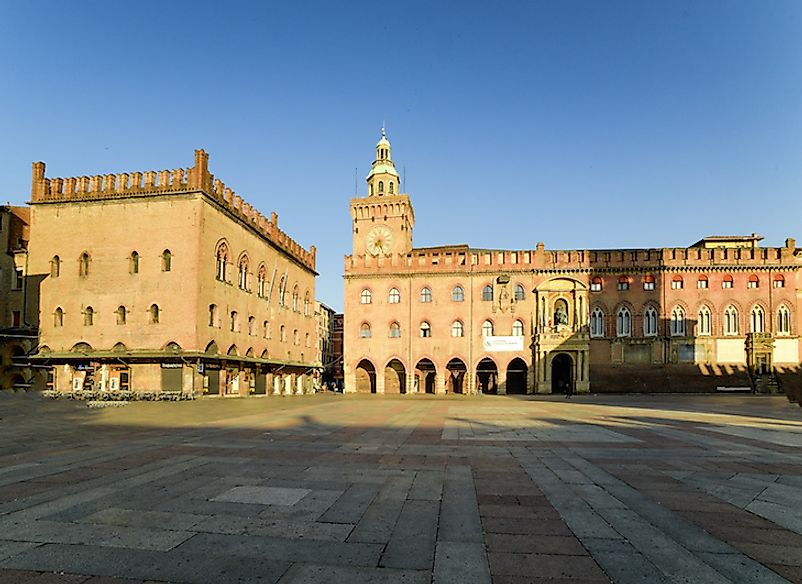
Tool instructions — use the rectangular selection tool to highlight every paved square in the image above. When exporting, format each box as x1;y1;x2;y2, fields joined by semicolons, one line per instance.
1;392;802;583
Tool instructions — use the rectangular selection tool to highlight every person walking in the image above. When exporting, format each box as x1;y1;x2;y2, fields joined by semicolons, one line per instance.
564;380;573;399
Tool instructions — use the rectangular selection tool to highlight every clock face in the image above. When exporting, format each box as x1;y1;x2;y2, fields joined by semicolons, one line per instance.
366;226;393;256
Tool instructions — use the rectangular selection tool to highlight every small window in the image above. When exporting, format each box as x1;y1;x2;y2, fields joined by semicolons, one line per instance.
616;306;631;337
51;256;61;278
84;306;94;326
774;275;785;288
420;287;432;303
722;275;734;289
79;252;90;277
248;316;255;336
360;323;372;338
643;275;655;291
378;181;384;194
697;275;709;289
263;320;270;338
150;304;160;324
293;329;299;345
116;306;127;325
216;243;229;281
512;320;524;336
292;286;299;312
14;269;23;290
747;275;759;289
451;320;464;337
280;325;286;342
590;277;603;292
238;257;249;290
130;251;139;274
304;292;311;317
54;307;64;327
670;306;685;336
389;322;401;338
698;306;712;336
644;306;657;336
514;284;525;301
279;275;287;307
230;310;238;332
671;275;683;290
482;320;494;337
482;285;493;302
388;288;400;303
590;308;604;337
361;289;372;304
257;267;266;297
305;333;310;347
420;321;431;337
452;286;464;302
162;250;172;272
12;311;20;327
389;181;394;194
617;276;630;291
209;304;218;327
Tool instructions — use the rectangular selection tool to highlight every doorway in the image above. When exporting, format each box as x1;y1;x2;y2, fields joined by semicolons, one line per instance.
551;353;573;394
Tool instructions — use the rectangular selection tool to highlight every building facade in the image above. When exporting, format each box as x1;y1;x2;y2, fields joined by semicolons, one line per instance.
0;206;40;390
343;132;802;395
315;300;336;385
28;150;319;397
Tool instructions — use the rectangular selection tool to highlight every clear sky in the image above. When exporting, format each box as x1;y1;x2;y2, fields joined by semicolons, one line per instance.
2;1;801;312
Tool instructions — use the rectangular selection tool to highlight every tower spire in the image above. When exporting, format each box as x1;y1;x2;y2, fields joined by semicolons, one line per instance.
366;127;399;196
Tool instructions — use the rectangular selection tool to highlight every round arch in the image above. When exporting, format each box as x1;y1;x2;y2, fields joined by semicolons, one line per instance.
505;357;528;394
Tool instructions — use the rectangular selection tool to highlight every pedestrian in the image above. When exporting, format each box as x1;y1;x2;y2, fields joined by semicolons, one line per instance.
565;380;573;399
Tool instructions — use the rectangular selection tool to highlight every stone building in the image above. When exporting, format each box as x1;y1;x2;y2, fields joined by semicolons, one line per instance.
28;150;319;396
315;300;336;385
343;132;801;395
0;206;40;390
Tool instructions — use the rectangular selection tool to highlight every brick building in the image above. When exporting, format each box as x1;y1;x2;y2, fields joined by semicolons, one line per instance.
343;132;801;395
28;150;320;396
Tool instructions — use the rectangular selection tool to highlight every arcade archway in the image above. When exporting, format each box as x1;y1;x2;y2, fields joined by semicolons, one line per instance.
446;358;467;394
506;357;528;394
384;359;406;394
355;359;377;393
415;359;436;394
476;358;498;394
551;353;573;394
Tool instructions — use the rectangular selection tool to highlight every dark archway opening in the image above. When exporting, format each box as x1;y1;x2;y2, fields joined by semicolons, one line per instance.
415;359;436;394
506;357;528;394
551;353;573;394
384;359;406;394
476;358;498;394
446;358;467;394
355;359;377;393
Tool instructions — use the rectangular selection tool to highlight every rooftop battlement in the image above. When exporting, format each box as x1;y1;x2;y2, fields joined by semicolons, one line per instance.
31;150;316;272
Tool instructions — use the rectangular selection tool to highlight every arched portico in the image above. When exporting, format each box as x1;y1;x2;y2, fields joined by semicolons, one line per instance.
355;359;377;393
415;359;436;394
551;353;573;394
476;357;498;394
506;357;529;394
384;359;406;394
446;358;467;394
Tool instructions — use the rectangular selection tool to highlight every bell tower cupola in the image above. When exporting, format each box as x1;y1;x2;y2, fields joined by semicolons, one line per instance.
366;127;400;196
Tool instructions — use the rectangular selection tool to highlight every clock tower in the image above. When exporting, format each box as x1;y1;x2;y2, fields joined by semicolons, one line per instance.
350;129;415;257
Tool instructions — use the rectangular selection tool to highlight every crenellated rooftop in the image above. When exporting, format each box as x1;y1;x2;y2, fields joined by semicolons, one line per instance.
30;150;316;272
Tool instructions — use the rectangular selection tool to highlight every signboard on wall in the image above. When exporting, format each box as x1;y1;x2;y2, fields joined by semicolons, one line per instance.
482;336;524;352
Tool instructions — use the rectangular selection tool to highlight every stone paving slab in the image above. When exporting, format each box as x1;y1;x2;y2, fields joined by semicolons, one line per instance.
2;393;802;582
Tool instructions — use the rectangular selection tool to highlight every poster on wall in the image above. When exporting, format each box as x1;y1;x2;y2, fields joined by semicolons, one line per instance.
483;336;525;352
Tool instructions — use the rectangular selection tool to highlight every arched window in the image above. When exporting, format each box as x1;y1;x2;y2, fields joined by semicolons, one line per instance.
208;304;218;327
724;305;739;335
590;276;603;292
116;306;127;325
388;288;400;303
293;329;299;345
774;274;786;288
215;243;229;281
369;183;374;196
778;305;791;335
360;289;372;304
304;292;311;316
162;249;172;272
722;274;734;289
263;320;269;338
389;181;394;194
482;320;494;337
230;310;238;332
359;323;372;338
590;308;604;338
150;304;160;324
420;287;432;303
697;275;709;289
54;307;63;327
617;276;630;291
420;321;432;338
305;333;310;347
130;251;139;274
84;306;94;326
747;275;759;289
238;256;249;290
79;252;90;277
378;181;384;194
451;320;464;337
512;320;524;336
616;307;631;337
698;305;712;336
389;322;401;338
750;305;765;333
279;275;287;307
514;284;525;301
292;285;299;312
248;315;255;336
452;286;464;302
644;306;657;336
280;325;286;342
257;266;266;297
671;275;683;290
51;256;61;278
670;306;685;336
643;275;655;291
482;285;493;302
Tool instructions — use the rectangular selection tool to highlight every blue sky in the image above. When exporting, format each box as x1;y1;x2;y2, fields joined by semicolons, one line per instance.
2;1;801;311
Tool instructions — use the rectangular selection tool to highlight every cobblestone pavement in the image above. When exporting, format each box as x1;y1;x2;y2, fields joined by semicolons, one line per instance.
1;392;802;583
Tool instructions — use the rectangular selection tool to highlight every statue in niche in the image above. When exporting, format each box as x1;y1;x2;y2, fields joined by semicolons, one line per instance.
554;299;569;327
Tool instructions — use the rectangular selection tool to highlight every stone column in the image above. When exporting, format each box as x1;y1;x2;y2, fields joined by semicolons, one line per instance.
435;371;446;395
526;367;535;394
266;372;274;396
272;374;282;395
376;370;386;394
